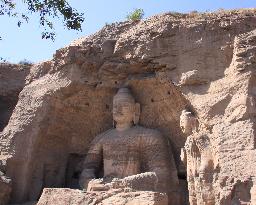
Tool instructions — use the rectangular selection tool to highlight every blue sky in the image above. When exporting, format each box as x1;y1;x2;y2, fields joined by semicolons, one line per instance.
0;0;255;63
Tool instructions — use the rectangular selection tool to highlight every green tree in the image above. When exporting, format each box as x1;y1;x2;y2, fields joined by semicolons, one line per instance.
0;0;85;40
126;8;144;21
18;59;33;65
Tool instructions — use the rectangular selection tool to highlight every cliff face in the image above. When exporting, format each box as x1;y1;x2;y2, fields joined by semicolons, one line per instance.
0;9;256;205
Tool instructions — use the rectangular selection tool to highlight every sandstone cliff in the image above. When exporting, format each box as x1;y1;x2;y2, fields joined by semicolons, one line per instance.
0;9;256;204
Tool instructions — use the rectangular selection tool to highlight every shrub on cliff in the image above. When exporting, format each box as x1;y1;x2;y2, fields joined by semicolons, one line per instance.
126;8;144;21
18;59;33;65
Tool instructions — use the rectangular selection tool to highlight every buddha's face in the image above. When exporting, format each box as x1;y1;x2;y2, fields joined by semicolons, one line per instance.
113;98;135;125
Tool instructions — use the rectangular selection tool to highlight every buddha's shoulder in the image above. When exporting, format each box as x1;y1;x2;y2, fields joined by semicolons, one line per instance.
132;126;162;137
94;129;115;141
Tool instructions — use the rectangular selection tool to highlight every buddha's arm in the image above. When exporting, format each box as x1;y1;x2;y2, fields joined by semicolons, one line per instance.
79;135;103;189
142;131;179;191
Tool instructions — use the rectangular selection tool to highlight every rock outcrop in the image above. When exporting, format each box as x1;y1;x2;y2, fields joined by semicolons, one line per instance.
0;9;256;205
37;188;168;205
37;172;168;205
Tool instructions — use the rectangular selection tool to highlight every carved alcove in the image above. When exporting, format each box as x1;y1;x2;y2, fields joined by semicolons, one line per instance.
8;72;192;204
29;76;189;200
22;84;114;201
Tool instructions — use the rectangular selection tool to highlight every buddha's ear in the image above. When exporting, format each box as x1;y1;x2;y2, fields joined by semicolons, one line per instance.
134;103;140;125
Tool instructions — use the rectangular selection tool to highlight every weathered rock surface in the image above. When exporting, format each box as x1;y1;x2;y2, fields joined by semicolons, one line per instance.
0;9;256;205
38;173;168;205
37;188;168;205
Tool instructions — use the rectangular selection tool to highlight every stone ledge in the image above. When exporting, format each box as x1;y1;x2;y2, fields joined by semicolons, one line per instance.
37;188;168;205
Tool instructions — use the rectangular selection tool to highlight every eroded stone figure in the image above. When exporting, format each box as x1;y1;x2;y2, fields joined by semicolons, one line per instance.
180;109;198;135
180;110;215;205
79;87;179;202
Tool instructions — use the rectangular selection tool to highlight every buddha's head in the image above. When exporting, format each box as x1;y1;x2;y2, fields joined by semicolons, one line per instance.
113;88;140;128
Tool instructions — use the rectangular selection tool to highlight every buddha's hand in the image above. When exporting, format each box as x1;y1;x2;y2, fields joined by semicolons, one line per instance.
79;169;95;189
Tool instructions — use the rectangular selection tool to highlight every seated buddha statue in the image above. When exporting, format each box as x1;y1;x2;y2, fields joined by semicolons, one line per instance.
79;87;179;196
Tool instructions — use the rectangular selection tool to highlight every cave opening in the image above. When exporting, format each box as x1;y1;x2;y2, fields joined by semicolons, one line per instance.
0;96;17;132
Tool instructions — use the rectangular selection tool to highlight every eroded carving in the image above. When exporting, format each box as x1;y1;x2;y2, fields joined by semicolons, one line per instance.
79;87;179;203
180;109;198;135
87;172;158;192
231;179;253;205
180;111;215;205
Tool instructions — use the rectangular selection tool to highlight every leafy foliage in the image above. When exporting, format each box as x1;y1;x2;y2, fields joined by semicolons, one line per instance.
0;0;85;40
126;8;144;21
18;59;33;65
0;57;8;63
